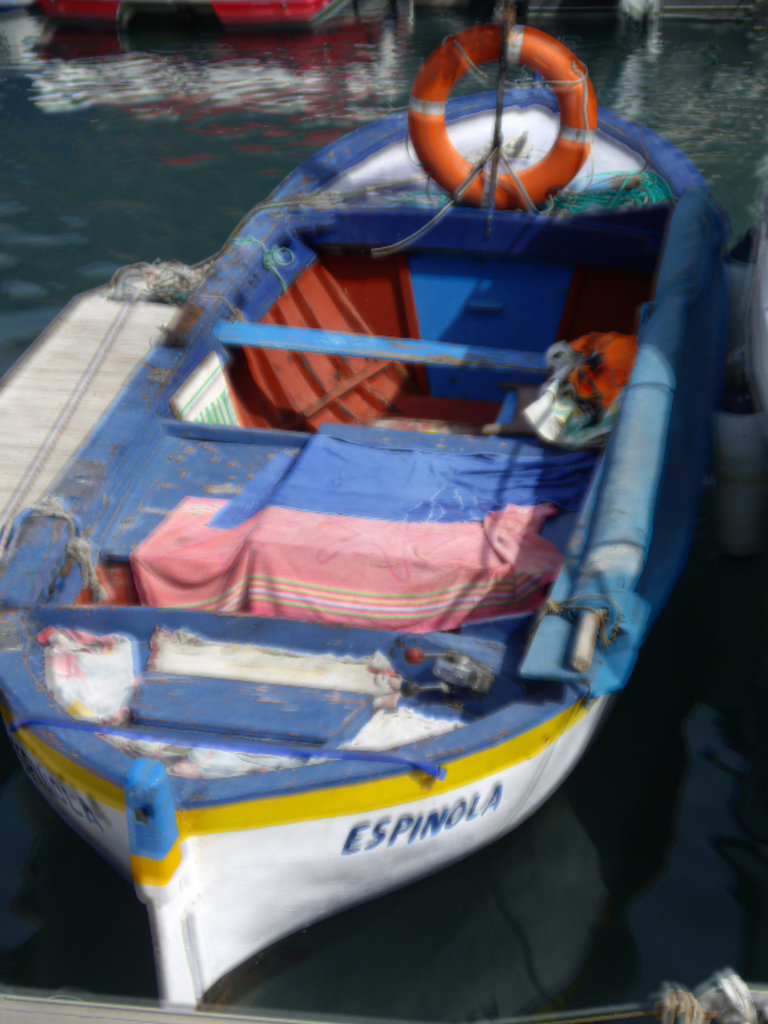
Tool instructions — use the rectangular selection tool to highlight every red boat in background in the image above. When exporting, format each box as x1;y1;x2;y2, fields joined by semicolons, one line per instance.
36;0;363;31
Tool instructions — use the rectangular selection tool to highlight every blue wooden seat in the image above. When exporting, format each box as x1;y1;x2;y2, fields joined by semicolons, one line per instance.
133;673;374;747
213;320;548;377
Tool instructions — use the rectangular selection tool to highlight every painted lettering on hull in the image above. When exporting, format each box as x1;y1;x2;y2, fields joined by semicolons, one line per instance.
342;784;502;854
9;735;106;834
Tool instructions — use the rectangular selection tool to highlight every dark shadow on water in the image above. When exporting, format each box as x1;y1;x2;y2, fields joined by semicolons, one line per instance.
0;764;157;1001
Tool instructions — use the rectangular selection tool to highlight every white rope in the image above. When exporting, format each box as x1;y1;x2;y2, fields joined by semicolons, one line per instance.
660;989;708;1024
697;970;762;1024
483;973;765;1024
107;258;216;304
19;498;107;604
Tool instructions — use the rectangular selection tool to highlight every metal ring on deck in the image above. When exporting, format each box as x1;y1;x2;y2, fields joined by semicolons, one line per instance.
407;23;597;210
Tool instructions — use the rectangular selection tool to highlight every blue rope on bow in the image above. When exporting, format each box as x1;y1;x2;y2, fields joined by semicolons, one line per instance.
9;715;446;779
233;236;295;292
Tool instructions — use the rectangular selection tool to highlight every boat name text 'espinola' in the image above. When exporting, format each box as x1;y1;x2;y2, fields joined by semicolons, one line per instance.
342;783;503;854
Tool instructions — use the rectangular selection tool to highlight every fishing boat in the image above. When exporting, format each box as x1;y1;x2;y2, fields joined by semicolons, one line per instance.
0;19;730;1009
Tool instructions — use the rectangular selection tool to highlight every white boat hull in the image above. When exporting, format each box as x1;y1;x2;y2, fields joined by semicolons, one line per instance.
6;693;609;1006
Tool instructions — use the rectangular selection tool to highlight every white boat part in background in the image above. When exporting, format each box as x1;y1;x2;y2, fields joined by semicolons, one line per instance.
715;254;768;557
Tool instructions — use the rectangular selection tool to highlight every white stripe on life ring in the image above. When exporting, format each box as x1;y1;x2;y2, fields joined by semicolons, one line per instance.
409;97;447;117
505;26;525;65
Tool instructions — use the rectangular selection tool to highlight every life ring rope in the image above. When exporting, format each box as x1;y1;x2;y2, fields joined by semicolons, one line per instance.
407;23;598;211
497;146;537;214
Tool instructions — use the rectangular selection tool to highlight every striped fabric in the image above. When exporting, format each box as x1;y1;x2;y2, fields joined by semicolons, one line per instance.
244;503;563;630
131;497;563;631
170;352;240;426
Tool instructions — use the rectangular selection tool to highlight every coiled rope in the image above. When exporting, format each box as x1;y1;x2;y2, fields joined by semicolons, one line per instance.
486;971;765;1024
108;239;296;306
539;593;623;651
658;990;710;1024
14;499;106;604
107;257;217;304
232;237;296;292
546;170;674;213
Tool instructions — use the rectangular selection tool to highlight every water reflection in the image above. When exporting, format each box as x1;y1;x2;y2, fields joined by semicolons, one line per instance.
0;3;416;120
579;16;768;236
0;747;38;962
562;496;768;1004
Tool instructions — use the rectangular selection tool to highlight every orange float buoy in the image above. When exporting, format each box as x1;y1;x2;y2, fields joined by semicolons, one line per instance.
567;331;639;409
407;23;598;210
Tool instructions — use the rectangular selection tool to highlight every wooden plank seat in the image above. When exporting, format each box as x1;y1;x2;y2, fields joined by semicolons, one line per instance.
213;320;549;376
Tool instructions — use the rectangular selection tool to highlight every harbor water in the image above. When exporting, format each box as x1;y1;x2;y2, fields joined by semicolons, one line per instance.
2;2;768;1018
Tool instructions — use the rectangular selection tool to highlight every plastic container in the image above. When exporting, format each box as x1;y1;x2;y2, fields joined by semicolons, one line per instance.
714;396;768;557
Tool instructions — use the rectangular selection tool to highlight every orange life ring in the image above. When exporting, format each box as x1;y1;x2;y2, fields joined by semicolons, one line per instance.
407;24;598;210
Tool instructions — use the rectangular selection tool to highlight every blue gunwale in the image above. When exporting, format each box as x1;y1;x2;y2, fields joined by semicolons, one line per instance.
271;89;705;200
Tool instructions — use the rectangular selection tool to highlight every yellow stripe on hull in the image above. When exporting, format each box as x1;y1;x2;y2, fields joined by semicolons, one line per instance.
5;699;588;839
131;840;182;887
178;700;588;837
4;715;125;811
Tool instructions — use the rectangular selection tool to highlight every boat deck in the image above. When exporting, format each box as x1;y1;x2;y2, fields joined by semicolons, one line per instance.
0;292;174;530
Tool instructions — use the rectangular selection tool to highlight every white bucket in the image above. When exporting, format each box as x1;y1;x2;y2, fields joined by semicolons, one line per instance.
713;406;768;557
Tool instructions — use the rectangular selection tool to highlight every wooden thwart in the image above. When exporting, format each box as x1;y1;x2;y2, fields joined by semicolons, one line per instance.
213;320;548;375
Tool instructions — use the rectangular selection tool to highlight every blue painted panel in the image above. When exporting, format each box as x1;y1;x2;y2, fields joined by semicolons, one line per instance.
126;758;178;861
133;675;373;746
94;429;304;562
407;253;572;401
307;206;668;272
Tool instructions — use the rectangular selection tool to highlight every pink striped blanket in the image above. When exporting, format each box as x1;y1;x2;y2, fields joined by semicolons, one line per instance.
131;497;564;632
